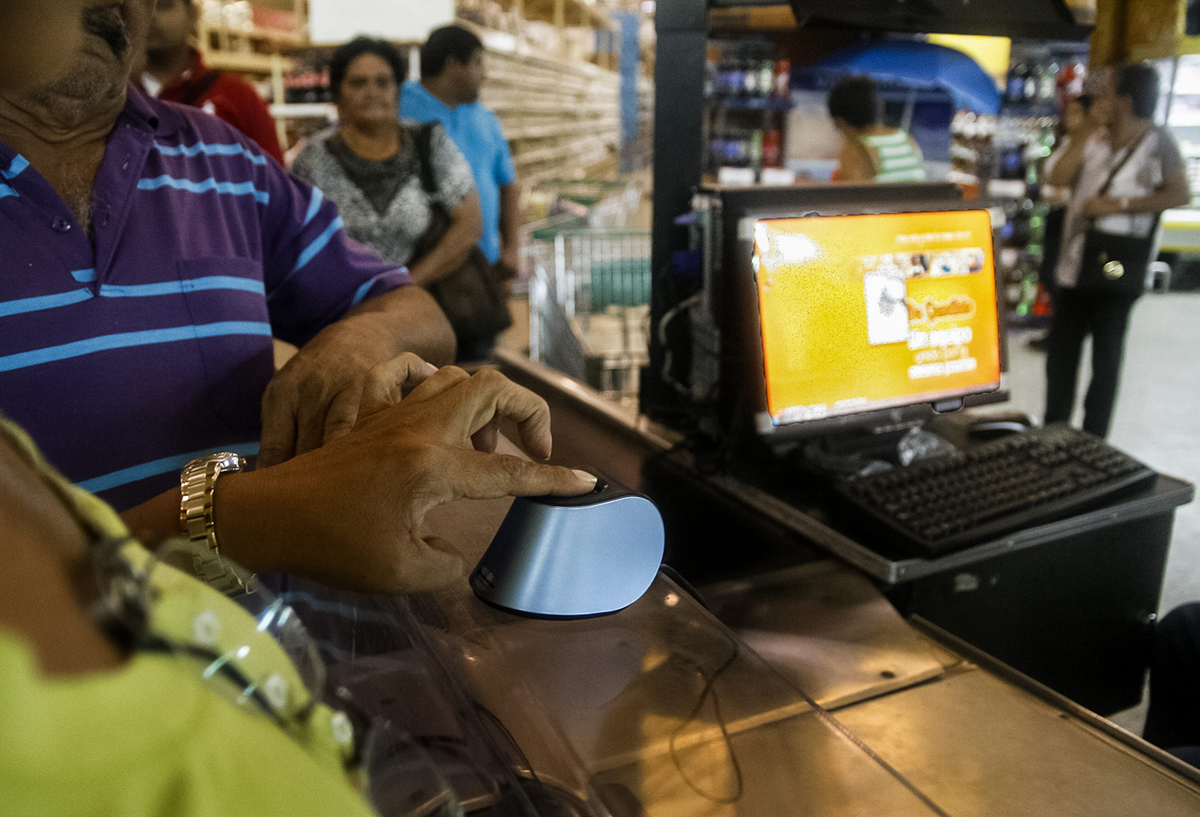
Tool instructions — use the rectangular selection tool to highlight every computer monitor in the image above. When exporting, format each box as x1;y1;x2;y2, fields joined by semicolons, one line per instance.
748;209;1002;442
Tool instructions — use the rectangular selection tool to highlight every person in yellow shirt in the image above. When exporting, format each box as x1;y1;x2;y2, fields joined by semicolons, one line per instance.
1;362;593;817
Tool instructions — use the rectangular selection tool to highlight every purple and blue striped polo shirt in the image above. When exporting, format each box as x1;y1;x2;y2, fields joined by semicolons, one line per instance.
0;87;412;511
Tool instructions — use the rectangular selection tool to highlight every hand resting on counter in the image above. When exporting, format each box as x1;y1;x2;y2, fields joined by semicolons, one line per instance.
124;357;597;594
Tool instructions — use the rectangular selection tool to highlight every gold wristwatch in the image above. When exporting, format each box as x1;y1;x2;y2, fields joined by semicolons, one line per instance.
179;452;258;597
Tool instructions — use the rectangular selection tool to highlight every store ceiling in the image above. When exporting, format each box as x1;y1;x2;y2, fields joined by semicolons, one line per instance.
708;0;1093;41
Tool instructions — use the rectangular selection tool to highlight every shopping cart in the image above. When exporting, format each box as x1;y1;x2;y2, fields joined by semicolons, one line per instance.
526;227;651;403
531;179;643;229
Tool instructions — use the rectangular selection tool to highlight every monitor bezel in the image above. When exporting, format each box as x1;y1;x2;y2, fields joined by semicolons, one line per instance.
705;185;1006;447
748;208;1003;441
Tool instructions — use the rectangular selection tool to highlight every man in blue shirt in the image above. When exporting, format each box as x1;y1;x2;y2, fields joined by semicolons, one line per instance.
400;26;518;280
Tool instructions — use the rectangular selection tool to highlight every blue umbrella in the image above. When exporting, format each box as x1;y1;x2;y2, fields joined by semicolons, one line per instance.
800;40;1002;115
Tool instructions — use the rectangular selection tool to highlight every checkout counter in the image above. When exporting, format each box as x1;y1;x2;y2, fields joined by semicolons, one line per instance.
463;350;1200;815
456;162;1200;812
283;353;1200;815
298;2;1193;812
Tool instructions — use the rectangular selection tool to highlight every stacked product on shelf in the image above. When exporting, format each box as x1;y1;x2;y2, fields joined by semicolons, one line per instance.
703;39;791;181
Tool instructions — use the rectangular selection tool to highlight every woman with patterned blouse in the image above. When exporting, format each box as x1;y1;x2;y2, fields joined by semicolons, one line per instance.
292;37;483;293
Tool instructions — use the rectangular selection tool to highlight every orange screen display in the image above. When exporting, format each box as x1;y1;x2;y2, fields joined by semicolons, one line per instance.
752;210;1001;426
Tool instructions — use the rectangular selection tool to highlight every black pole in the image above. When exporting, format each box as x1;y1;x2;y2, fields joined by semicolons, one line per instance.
642;0;707;420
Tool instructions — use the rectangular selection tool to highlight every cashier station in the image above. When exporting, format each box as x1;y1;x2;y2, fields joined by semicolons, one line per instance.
278;178;1200;816
269;1;1200;812
479;181;1196;815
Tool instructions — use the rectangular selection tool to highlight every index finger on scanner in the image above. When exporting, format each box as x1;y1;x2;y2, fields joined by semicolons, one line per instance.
448;451;596;500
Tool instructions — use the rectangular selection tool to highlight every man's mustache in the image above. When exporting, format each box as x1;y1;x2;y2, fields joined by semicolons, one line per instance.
83;6;130;57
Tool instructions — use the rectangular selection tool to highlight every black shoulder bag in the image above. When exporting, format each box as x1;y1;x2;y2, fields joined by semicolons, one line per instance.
409;123;513;352
1075;128;1159;298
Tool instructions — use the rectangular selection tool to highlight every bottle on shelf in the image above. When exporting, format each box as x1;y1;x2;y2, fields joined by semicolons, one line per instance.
1056;61;1086;106
772;59;790;100
742;58;757;98
762;129;782;168
758;60;774;100
1006;61;1028;105
1038;62;1058;105
1022;63;1038;104
726;58;744;98
748;129;763;171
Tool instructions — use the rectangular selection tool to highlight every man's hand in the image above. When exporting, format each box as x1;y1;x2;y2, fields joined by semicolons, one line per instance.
258;287;454;468
219;366;596;594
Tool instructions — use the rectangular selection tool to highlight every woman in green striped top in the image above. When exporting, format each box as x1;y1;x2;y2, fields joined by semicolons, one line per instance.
827;75;927;183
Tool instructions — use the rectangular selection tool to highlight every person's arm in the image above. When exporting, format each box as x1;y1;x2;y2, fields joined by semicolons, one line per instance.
407;192;484;287
497;182;521;278
407;122;483;286
1081;176;1192;218
0;435;124;676
1046;116;1104;188
1082;129;1193;218
122;361;597;594
1045;135;1091;188
258;285;455;464
835;138;875;183
492;114;521;276
256;160;457;467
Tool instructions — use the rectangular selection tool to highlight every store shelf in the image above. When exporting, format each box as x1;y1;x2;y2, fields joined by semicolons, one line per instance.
195;1;305;79
205;24;305;47
270;103;335;119
482;48;621;183
203;50;294;75
483;0;611;30
503;117;620;140
709;5;798;31
711;97;793;112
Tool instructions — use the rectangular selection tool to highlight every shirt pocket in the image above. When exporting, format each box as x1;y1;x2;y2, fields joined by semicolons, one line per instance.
176;258;275;433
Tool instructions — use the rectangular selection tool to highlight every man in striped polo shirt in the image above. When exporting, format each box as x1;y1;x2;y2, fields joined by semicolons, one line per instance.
827;75;927;184
0;2;454;520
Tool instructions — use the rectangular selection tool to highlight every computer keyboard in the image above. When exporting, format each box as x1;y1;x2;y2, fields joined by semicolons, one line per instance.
833;424;1158;558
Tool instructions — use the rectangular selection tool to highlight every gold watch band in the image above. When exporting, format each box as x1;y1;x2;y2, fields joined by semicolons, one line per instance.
179;452;257;596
